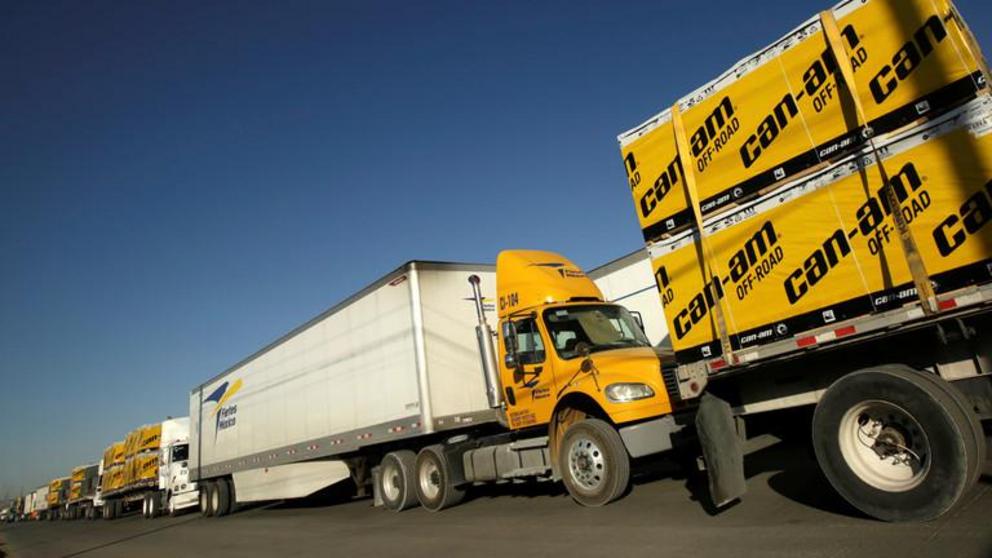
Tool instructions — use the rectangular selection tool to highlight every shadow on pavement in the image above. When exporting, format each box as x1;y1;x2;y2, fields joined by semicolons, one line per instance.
467;478;567;501
266;480;361;510
626;407;865;519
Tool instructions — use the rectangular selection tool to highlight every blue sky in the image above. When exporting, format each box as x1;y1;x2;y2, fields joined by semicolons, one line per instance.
1;0;990;496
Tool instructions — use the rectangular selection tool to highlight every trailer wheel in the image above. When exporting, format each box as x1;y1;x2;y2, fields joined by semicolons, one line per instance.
812;365;980;522
378;451;419;511
558;418;630;507
889;364;987;486
200;483;214;517
113;499;123;519
213;479;232;517
414;445;465;512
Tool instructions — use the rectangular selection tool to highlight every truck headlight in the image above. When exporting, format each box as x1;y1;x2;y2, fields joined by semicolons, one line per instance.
605;383;655;403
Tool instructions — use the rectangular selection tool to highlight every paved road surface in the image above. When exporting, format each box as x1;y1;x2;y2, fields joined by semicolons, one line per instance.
2;434;990;558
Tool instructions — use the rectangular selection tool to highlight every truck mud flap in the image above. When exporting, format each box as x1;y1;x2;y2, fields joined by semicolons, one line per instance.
695;393;746;508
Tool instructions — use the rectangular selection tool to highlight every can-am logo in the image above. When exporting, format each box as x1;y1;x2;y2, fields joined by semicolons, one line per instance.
206;378;242;435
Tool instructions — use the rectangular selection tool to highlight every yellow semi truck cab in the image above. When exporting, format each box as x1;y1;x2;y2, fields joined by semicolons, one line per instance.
492;250;673;429
455;250;719;508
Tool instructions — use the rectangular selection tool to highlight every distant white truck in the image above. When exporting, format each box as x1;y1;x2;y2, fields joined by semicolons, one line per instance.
30;485;48;520
100;417;199;519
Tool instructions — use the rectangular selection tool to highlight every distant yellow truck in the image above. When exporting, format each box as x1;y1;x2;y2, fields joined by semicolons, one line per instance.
65;463;101;520
619;0;990;521
44;477;69;521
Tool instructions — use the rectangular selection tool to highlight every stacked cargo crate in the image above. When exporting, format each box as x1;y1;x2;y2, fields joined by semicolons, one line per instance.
618;0;990;373
121;424;161;490
100;441;126;495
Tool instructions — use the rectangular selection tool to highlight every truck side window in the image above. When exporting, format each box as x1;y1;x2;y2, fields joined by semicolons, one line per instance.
504;318;546;365
172;444;189;462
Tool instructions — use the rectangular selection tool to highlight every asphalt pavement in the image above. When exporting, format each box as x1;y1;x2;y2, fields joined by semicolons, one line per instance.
2;433;990;558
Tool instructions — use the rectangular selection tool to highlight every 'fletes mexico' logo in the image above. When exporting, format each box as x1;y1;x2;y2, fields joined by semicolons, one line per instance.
205;379;242;436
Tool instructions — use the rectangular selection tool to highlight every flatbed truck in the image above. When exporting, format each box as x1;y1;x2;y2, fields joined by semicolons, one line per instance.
618;0;992;521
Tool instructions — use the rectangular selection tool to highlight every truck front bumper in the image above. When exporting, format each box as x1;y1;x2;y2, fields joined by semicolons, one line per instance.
617;414;688;458
170;490;199;512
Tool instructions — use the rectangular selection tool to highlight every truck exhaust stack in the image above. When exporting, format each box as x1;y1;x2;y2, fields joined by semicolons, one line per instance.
469;275;502;409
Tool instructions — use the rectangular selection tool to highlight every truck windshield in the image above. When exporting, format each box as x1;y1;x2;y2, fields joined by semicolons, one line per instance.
543;304;649;359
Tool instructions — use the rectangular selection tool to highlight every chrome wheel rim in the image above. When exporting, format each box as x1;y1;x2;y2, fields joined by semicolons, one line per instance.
381;461;402;502
568;436;606;491
418;458;442;501
838;400;930;492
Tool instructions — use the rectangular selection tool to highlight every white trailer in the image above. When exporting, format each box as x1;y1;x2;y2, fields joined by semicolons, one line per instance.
190;262;502;513
31;485;48;519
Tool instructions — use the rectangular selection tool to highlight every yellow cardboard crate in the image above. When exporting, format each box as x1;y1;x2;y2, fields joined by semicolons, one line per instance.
620;0;987;242
650;98;992;362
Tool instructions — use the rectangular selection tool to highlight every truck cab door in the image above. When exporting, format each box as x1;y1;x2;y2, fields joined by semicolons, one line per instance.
499;316;557;429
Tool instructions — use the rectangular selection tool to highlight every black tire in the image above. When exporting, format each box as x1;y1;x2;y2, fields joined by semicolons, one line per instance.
888;364;986;486
213;478;232;517
200;483;214;518
141;494;149;519
812;365;979;522
558;418;630;507
149;492;161;519
113;499;123;519
102;502;112;521
414;445;466;512
378;451;419;511
224;477;238;515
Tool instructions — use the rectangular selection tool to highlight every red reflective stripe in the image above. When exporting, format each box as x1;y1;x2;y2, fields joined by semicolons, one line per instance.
834;325;856;337
709;358;727;370
938;299;958;310
796;336;817;347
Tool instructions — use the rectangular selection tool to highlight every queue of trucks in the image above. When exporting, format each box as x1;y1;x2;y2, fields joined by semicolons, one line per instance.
7;0;992;525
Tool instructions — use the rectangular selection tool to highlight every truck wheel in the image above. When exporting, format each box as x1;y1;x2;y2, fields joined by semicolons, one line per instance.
415;445;465;512
113;499;123;519
200;483;214;517
225;477;238;515
378;451;419;511
890;364;986;486
142;494;150;518
558;418;630;507
213;479;232;517
812;366;981;522
148;493;161;518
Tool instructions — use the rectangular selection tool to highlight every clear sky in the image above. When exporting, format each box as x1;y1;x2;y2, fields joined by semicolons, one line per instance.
2;0;990;496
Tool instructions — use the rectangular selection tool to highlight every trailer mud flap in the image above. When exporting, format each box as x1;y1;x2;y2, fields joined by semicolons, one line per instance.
695;393;746;508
